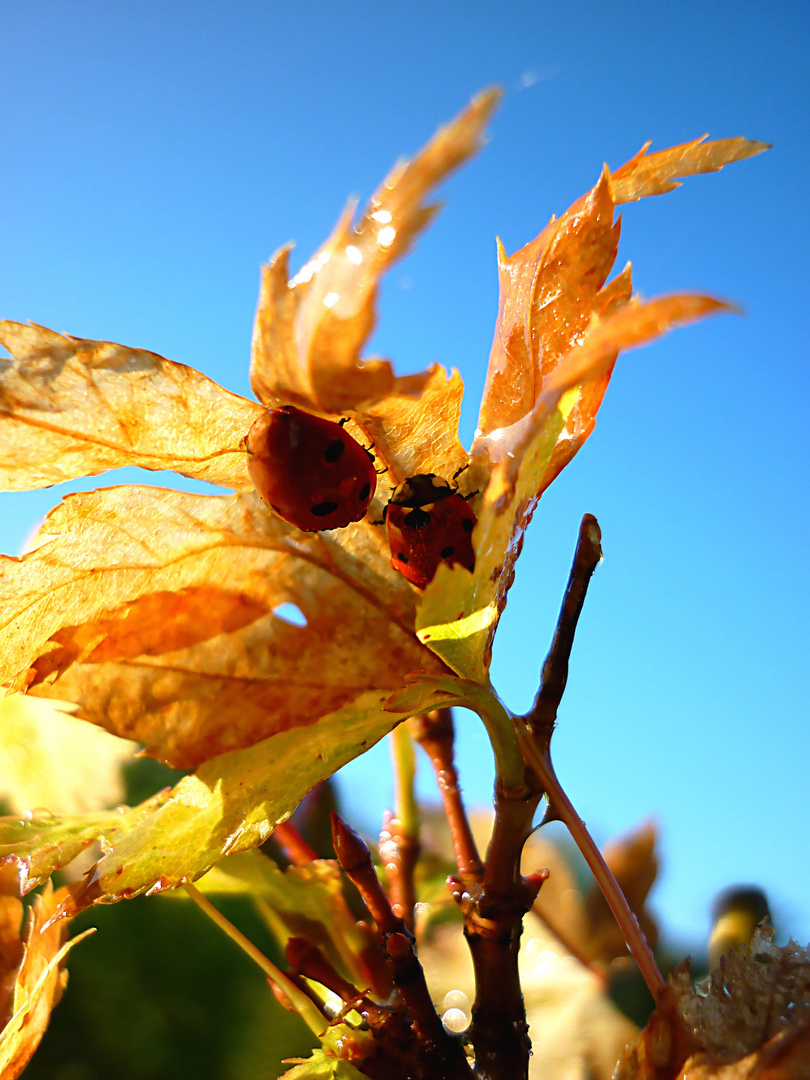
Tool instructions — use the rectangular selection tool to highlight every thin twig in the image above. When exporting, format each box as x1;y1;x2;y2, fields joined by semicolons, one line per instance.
525;513;603;748
183;882;326;1036
383;723;421;930
517;734;665;999
411;709;484;883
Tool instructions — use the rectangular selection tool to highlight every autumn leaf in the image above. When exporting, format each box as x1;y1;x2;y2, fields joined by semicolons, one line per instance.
0;91;767;923
0;792;170;893
0;322;263;492
0;486;435;768
0;689;425;914
0;870;89;1080
0;694;136;815
615;927;810;1080
250;88;501;415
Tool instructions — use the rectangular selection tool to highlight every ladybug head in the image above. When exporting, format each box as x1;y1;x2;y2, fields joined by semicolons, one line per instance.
389;473;453;508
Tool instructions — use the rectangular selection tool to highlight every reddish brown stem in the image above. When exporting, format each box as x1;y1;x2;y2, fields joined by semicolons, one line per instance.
459;784;544;1080
330;813;473;1080
380;810;420;932
525;513;603;748
274;820;319;865
410;710;484;883
286;937;364;1004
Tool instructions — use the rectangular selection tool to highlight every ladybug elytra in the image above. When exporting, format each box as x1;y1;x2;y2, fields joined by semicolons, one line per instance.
246;405;377;531
385;473;477;589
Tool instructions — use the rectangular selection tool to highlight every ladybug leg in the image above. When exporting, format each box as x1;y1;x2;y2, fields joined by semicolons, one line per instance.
452;463;470;482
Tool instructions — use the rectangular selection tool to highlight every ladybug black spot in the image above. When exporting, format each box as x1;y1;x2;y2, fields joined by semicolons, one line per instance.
397;552;409;564
323;438;345;463
403;506;432;529
359;482;371;502
440;545;456;559
462;519;474;532
311;501;340;517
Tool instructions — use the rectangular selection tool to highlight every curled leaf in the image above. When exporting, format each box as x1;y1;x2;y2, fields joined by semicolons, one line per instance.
250;89;500;414
0;878;89;1080
422;293;733;679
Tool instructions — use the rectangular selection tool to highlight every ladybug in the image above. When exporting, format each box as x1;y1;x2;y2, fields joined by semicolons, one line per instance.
385;473;477;589
246;405;377;531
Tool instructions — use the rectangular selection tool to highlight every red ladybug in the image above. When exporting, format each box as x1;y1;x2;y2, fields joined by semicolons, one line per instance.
385;473;477;589
246;405;377;531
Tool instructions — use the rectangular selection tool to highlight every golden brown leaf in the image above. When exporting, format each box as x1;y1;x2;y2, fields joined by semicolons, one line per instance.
475;166;624;443
609;136;771;205
250;89;500;414
0;486;438;767
0;322;263;492
0;879;76;1080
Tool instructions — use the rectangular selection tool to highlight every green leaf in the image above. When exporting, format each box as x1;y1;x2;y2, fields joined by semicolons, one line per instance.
0;792;170;892
278;1048;369;1080
54;690;410;916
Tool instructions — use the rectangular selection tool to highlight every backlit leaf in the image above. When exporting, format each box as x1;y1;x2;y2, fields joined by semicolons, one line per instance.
609;135;771;205
0;486;437;768
0;322;262;492
250;89;500;414
0;694;136;815
0;792;170;892
52;690;414;916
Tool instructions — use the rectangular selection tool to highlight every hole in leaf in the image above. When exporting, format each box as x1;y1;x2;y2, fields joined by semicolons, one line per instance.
272;603;308;627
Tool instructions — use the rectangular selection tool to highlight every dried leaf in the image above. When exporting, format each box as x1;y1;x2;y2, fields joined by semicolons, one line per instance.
609;136;771;205
250;89;500;414
0;880;88;1080
0;694;136;814
616;928;810;1080
49;690;415;916
0;322;263;492
0;486;438;768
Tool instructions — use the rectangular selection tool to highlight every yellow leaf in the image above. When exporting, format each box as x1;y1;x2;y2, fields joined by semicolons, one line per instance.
0;322;263;492
0;694;136;814
0;486;437;767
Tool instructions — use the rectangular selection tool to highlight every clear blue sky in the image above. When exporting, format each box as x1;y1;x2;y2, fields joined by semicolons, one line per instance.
1;2;807;953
